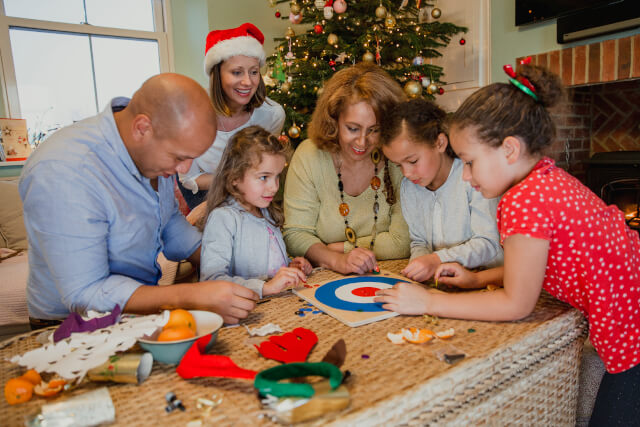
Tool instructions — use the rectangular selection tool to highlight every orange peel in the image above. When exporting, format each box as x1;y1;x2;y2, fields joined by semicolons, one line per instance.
387;331;405;344
402;327;435;344
34;378;67;397
435;328;455;339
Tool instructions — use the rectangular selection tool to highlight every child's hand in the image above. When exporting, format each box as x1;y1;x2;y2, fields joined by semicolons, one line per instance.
373;281;430;314
401;253;441;282
263;267;307;296
289;257;312;275
336;248;377;275
434;263;479;289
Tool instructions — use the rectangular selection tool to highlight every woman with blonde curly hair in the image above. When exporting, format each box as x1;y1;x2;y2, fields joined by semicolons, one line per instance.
283;63;410;275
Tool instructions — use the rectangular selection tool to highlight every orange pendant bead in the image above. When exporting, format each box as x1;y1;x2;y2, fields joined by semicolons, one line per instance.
339;203;350;216
370;176;381;190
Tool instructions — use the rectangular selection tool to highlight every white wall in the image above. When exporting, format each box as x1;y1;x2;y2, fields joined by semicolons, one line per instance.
490;0;640;83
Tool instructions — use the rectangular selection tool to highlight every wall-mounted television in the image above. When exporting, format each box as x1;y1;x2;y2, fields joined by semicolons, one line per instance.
516;0;640;44
515;0;611;26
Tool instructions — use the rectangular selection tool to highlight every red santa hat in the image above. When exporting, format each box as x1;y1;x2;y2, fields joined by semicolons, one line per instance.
204;23;266;76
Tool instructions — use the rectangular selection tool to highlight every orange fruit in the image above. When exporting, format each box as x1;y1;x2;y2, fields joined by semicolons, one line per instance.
20;369;42;385
157;326;196;342
164;309;197;334
4;377;33;405
34;379;66;397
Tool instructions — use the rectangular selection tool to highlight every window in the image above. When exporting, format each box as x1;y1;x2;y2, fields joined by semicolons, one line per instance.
0;0;172;146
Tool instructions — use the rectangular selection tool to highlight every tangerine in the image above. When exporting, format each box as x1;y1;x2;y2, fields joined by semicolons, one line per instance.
164;309;197;334
157;326;196;342
4;377;33;405
20;369;42;385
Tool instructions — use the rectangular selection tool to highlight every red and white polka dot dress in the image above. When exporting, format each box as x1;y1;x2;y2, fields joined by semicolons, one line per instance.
497;157;640;374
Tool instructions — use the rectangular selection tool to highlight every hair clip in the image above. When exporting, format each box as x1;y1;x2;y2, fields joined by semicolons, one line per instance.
503;59;538;101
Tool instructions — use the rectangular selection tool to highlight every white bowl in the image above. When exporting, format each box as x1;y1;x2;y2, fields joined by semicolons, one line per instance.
138;310;223;364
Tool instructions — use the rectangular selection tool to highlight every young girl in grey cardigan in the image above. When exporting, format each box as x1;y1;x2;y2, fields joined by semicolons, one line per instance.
380;99;503;283
198;126;311;298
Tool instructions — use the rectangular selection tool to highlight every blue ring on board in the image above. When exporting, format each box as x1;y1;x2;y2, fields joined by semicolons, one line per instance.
314;276;409;312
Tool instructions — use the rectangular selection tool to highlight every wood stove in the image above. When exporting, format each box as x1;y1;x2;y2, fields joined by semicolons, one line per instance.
586;151;640;233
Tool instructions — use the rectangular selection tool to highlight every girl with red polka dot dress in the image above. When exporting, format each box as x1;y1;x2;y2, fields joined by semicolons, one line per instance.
374;61;640;425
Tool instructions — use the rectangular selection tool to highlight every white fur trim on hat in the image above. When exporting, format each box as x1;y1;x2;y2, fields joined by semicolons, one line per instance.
204;36;266;76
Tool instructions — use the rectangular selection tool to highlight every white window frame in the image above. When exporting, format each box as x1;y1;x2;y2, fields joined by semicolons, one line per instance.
0;0;174;119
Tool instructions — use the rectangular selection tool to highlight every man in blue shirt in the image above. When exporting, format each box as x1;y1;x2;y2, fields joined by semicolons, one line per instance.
19;73;258;325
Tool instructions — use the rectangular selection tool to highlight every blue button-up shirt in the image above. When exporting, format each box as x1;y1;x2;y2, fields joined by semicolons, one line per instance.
19;98;202;319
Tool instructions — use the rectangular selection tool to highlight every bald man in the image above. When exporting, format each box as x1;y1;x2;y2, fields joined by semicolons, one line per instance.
19;73;258;326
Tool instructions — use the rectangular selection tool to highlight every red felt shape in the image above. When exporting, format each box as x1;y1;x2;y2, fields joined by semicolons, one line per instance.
255;328;318;363
177;335;257;379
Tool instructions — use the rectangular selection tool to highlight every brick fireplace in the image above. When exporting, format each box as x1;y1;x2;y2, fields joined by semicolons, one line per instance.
517;34;640;233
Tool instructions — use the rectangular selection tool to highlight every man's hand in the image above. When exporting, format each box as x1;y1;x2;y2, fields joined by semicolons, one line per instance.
193;281;259;324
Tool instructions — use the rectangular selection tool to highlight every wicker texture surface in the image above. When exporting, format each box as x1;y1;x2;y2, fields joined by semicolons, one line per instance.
0;259;587;426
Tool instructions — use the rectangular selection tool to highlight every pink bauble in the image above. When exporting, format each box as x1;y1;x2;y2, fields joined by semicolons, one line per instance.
333;0;347;14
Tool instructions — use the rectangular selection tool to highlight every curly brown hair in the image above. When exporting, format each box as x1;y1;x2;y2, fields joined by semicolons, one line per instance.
198;126;291;230
380;98;455;158
309;63;405;205
309;63;406;152
209;62;267;117
449;64;565;156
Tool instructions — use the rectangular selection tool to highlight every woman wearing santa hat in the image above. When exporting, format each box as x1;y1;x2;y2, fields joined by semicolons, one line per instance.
178;23;285;209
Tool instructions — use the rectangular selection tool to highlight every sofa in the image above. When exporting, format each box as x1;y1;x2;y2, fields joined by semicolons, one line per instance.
0;178;31;339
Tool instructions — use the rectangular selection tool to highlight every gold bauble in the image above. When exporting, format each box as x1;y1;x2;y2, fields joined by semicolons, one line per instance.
362;51;375;63
327;33;339;45
288;124;301;139
285;27;296;39
384;14;396;28
290;2;301;14
431;7;441;19
281;82;292;92
404;81;422;98
375;5;387;19
427;82;438;94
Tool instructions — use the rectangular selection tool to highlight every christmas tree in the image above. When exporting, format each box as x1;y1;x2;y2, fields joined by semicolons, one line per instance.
265;0;466;142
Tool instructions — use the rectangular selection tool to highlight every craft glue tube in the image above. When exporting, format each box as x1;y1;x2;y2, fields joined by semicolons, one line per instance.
87;352;153;384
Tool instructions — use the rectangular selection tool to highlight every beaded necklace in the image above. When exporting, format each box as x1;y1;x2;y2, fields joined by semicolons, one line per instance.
337;148;382;249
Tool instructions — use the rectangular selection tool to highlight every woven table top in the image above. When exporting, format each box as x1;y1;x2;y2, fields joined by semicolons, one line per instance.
0;259;588;426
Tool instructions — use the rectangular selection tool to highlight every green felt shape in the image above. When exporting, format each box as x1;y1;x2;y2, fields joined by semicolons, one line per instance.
254;362;343;398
